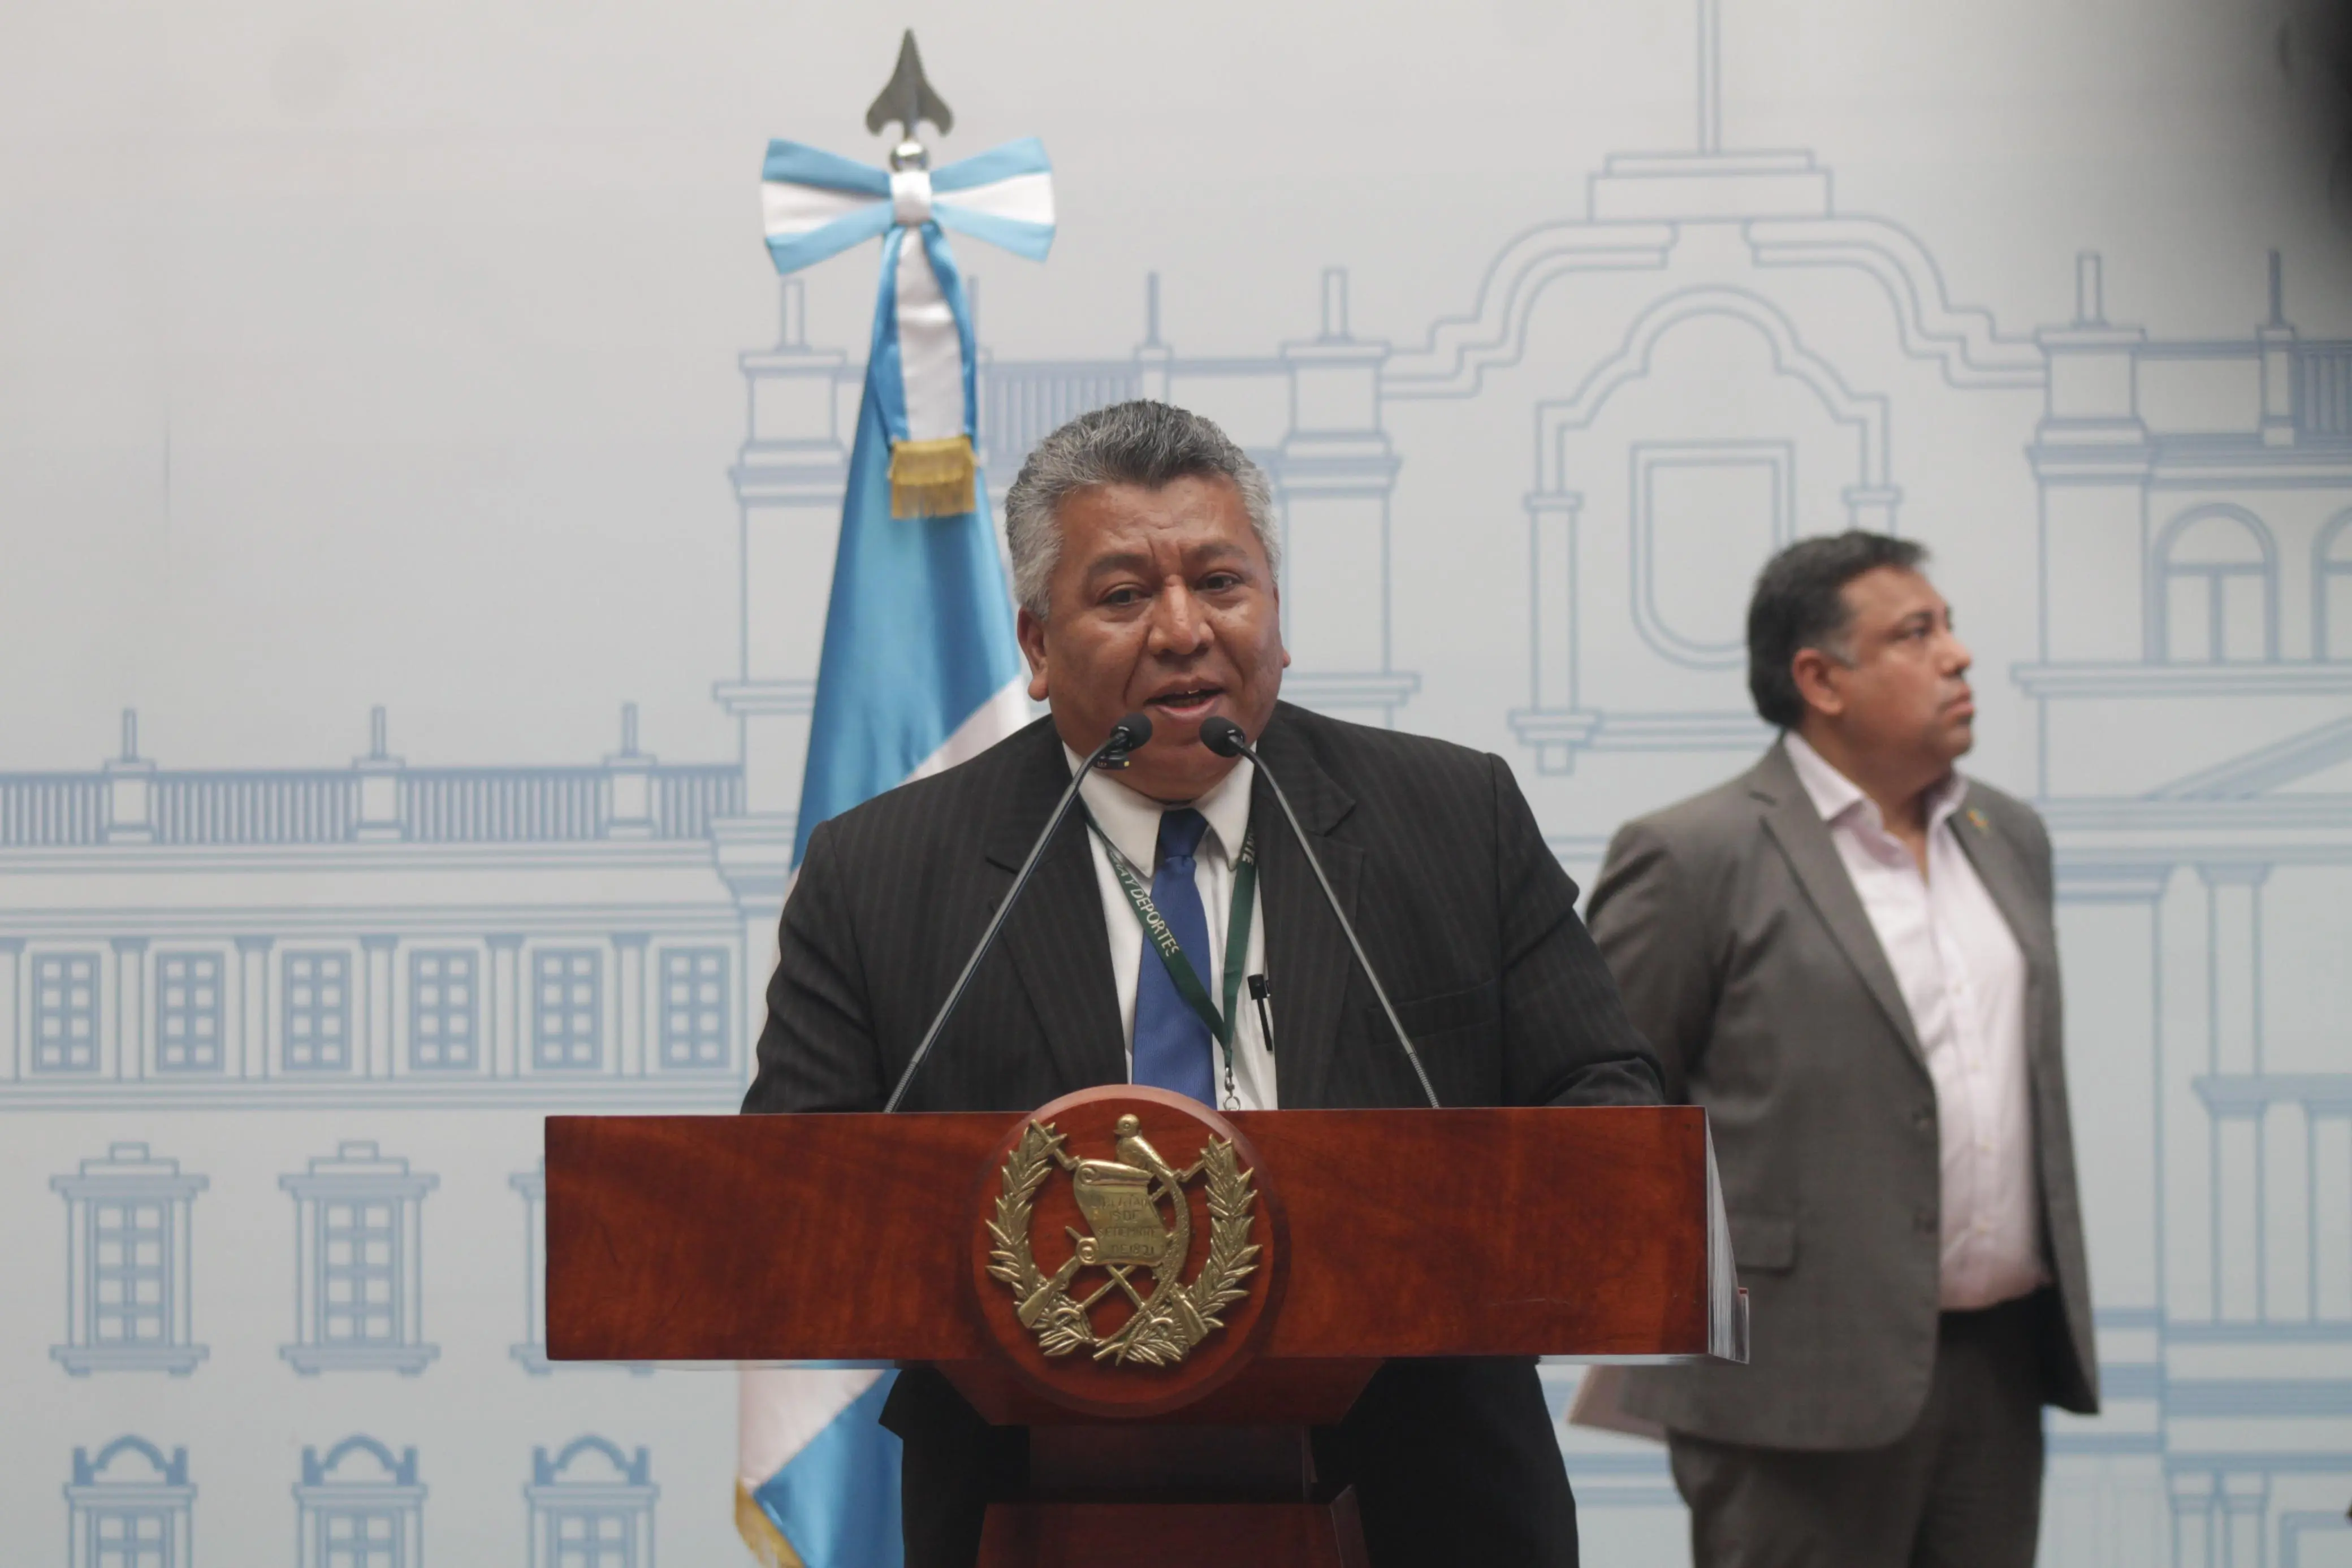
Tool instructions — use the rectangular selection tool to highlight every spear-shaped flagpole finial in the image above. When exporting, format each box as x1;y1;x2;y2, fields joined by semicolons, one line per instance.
866;30;953;171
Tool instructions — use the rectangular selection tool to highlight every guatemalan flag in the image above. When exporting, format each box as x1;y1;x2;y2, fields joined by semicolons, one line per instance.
732;132;1053;1567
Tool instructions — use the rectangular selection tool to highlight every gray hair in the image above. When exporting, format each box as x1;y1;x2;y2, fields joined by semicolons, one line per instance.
1002;400;1281;618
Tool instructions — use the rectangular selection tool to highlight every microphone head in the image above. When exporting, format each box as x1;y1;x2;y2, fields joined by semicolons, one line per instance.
1200;716;1248;757
1106;712;1153;753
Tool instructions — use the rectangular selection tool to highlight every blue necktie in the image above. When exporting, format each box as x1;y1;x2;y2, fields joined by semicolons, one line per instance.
1132;808;1216;1104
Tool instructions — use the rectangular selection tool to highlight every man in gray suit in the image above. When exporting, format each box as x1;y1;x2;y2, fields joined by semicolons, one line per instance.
1585;532;2098;1566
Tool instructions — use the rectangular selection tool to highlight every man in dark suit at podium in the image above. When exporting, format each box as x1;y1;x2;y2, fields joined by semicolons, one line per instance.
745;400;1663;1567
1586;534;2097;1567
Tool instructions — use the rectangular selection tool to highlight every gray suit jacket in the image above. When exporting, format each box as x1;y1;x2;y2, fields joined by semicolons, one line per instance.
1586;740;2098;1450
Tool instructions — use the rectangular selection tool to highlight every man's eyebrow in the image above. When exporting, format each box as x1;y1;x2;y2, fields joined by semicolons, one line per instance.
1080;551;1154;579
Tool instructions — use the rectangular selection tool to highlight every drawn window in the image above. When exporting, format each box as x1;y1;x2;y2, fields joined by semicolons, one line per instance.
322;1199;400;1346
155;952;223;1073
92;1199;169;1347
533;950;603;1071
658;948;730;1069
2320;513;2352;661
93;1509;174;1568
408;949;478;1071
2159;508;2275;663
529;1439;656;1568
296;1437;422;1568
284;952;352;1072
68;1439;193;1568
322;1509;401;1568
53;1145;208;1375
1628;441;1796;669
552;1512;632;1568
33;952;101;1073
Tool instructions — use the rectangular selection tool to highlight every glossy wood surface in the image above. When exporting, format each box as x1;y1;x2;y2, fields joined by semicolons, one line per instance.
547;1104;1714;1367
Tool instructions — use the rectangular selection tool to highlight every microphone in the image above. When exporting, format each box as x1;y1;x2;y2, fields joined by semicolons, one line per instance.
1201;716;1441;1108
883;712;1152;1112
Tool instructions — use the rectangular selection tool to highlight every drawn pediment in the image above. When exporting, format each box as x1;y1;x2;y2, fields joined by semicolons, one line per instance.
2148;713;2352;800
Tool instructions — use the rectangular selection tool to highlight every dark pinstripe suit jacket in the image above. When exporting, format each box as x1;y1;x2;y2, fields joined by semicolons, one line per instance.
743;701;1663;1116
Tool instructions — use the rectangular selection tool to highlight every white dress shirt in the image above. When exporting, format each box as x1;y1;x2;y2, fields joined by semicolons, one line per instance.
1065;747;1278;1111
1783;733;2045;1310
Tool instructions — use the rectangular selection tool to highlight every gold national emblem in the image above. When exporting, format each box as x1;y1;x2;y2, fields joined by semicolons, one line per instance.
985;1112;1260;1366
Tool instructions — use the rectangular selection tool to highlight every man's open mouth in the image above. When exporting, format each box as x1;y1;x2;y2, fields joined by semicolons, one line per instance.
1146;686;1223;716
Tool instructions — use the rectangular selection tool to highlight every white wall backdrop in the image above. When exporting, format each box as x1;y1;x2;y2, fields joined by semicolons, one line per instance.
6;0;2351;1561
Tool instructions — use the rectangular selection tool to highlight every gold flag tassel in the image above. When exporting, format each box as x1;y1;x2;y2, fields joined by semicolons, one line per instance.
888;434;978;518
733;1479;809;1568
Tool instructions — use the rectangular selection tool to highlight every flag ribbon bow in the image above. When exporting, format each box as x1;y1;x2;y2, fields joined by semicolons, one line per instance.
760;137;1054;517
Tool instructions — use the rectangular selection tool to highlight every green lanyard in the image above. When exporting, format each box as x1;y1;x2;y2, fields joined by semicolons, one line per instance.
1082;807;1260;1072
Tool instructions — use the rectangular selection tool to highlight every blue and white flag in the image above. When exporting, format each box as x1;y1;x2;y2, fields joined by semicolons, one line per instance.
734;132;1052;1568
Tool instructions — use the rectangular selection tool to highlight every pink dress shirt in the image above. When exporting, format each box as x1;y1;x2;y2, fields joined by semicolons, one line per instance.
1783;734;2047;1311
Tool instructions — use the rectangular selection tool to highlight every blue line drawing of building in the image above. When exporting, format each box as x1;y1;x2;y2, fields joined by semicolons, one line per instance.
2;0;2349;1561
526;1439;658;1568
50;1144;208;1376
65;1438;193;1568
296;1437;426;1568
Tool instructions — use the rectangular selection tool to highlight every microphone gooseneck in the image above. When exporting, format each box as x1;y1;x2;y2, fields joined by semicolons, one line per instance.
882;711;1153;1112
1200;716;1441;1108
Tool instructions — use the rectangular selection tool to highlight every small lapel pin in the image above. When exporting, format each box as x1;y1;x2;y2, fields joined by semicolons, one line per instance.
1966;807;1989;833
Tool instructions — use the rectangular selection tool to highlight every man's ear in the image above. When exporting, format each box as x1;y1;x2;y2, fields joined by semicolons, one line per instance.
1015;606;1050;701
1789;646;1845;721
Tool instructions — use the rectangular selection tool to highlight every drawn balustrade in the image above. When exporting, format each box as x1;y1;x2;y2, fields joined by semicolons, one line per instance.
978;363;1140;473
2297;345;2352;440
0;763;743;847
153;773;360;846
0;774;109;847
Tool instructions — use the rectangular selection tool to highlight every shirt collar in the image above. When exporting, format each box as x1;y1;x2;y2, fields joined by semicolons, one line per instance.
1782;731;1966;837
1065;746;1256;869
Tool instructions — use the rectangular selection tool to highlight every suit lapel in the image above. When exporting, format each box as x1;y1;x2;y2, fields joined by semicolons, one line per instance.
1750;743;1929;1069
1252;709;1361;1110
981;724;1128;1094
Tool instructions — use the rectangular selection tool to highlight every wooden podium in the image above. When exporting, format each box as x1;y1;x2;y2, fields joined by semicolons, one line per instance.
547;1085;1745;1566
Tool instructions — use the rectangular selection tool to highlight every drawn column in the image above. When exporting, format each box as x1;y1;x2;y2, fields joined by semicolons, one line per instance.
1134;272;1173;402
235;935;273;1081
2200;862;2267;1322
615;934;648;1077
487;934;524;1079
2169;1470;2217;1567
102;710;155;844
712;280;845;1041
510;1164;548;1372
0;935;21;1080
718;276;849;822
2030;255;2152;665
604;705;656;839
1270;268;1417;727
110;937;147;1082
1510;492;1602;774
357;935;395;1079
352;708;405;842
